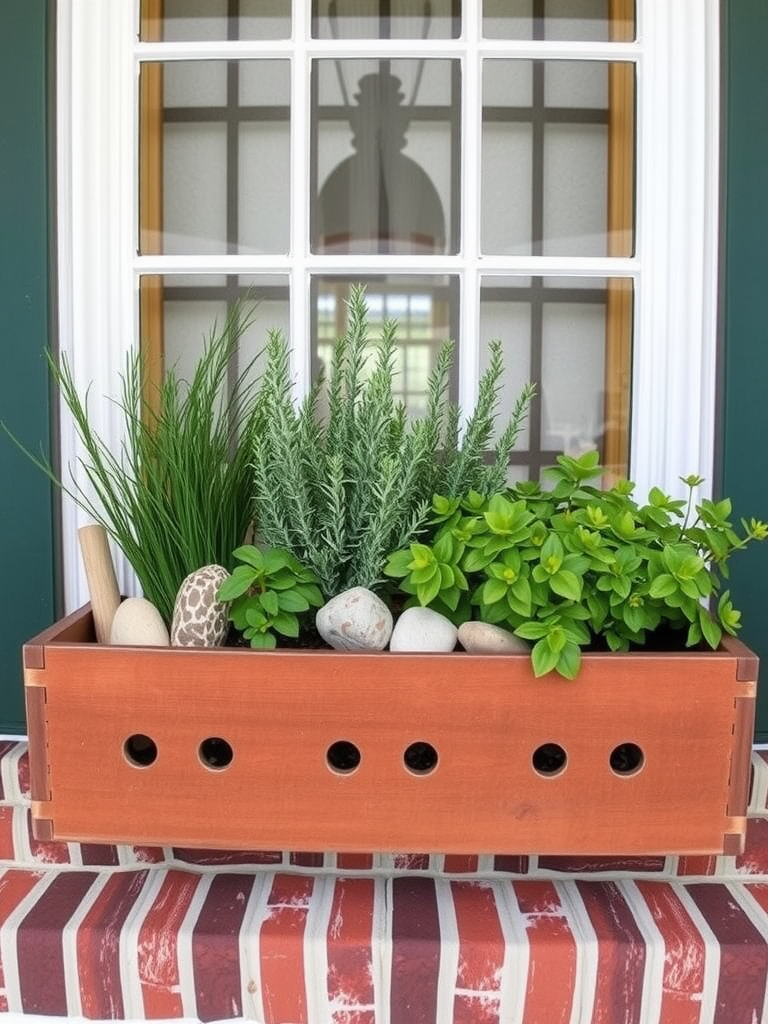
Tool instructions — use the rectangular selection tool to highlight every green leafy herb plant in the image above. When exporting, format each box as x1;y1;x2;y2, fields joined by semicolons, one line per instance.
384;449;768;679
217;545;324;649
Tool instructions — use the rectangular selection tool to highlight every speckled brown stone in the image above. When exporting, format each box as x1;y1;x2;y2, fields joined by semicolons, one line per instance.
170;564;230;647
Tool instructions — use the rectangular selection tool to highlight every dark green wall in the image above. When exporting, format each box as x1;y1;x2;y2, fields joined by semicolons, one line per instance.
0;1;56;732
722;0;768;739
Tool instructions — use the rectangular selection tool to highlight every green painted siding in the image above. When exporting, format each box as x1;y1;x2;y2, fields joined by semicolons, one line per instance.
0;1;56;732
722;1;768;738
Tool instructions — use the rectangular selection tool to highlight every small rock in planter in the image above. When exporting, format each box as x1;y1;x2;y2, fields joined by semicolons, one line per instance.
458;620;530;655
110;597;170;646
316;587;393;651
171;564;231;647
390;607;458;652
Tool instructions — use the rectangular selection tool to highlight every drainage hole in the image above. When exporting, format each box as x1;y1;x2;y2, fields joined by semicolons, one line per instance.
124;734;158;768
404;741;439;775
199;737;234;770
326;740;361;774
532;742;567;777
610;742;644;776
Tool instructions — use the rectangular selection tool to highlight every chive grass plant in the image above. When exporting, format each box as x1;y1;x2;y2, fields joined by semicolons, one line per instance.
4;305;263;623
251;285;536;597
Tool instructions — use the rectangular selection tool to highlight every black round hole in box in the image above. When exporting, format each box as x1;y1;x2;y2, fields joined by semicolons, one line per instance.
199;737;234;770
124;733;158;768
404;741;439;775
610;742;644;775
327;740;361;774
532;742;567;776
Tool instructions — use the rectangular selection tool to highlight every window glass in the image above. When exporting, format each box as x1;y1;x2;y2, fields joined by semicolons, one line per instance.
139;61;291;256
483;0;635;42
479;276;633;481
312;277;459;421
137;1;635;483
149;0;291;41
311;0;459;40
482;60;635;257
140;275;289;402
312;59;460;255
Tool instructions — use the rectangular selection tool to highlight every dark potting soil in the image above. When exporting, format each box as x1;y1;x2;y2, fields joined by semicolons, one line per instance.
225;623;333;650
226;622;706;655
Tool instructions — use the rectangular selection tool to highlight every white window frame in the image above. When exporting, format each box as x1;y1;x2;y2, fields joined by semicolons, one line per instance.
55;0;721;611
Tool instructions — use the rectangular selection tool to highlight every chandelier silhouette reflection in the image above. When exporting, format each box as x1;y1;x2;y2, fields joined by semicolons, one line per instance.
316;68;446;255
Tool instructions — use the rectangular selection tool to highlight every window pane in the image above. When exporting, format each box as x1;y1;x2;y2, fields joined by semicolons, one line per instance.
139;276;289;389
483;0;635;42
311;277;459;420
481;60;635;257
312;60;460;255
479;276;633;481
312;0;459;39
139;61;291;256
141;0;291;41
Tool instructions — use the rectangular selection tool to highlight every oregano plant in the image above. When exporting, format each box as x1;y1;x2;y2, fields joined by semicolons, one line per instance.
218;545;324;649
384;450;768;679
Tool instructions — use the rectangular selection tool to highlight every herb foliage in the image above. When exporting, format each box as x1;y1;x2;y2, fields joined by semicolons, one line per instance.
251;285;535;596
384;449;768;678
4;306;263;623
218;545;324;649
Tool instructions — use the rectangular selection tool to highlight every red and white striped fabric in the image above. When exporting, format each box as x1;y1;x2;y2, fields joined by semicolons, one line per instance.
2;742;768;1022
2;868;768;1022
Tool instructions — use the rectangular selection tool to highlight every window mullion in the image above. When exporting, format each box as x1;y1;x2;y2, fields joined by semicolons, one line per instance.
134;39;640;63
458;0;482;424
289;4;312;400
135;254;639;275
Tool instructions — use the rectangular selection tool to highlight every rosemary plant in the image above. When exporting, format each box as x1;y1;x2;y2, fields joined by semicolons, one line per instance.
5;305;263;623
251;285;535;597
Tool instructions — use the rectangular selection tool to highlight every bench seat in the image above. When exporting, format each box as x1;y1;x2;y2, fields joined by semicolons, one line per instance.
3;741;768;1023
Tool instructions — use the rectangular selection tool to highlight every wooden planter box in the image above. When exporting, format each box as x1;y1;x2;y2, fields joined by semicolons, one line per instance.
23;603;757;856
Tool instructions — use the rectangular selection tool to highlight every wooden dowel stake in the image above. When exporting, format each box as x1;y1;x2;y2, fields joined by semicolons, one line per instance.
78;525;121;644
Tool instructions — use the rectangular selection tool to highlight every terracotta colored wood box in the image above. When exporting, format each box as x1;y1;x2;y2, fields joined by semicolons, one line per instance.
23;603;757;856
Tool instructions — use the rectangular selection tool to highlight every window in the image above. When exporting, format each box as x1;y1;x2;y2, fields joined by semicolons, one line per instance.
55;0;721;609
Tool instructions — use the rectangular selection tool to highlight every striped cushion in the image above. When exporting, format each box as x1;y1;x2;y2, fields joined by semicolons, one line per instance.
3;741;768;1021
3;869;768;1021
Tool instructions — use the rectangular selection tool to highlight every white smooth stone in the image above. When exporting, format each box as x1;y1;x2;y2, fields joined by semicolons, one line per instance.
109;597;170;647
458;620;530;654
389;606;458;653
316;587;393;651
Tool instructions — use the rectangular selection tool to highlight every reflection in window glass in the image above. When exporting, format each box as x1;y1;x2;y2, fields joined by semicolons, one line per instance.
163;124;229;255
481;60;634;258
479;277;633;481
312;60;459;255
144;0;291;41
312;0;459;39
483;0;635;42
312;278;458;421
541;300;607;452
136;1;638;487
140;275;289;393
139;61;291;256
